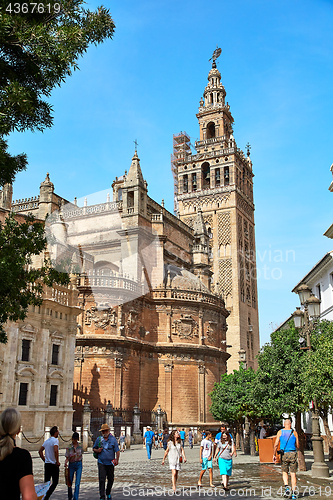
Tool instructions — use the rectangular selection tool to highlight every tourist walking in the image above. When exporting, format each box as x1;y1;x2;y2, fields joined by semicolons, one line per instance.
161;430;186;492
198;430;214;487
179;428;186;448
143;426;155;459
93;423;120;500
119;432;126;452
39;425;60;500
213;431;235;490
214;423;237;457
154;430;159;450
188;429;194;449
0;408;37;500
158;430;163;448
162;429;170;450
64;432;82;500
273;418;299;500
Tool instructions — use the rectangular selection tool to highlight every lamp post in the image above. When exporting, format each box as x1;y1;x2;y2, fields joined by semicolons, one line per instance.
292;284;329;478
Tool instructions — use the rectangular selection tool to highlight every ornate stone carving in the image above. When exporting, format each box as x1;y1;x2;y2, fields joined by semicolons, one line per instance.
236;194;253;218
113;349;123;368
126;309;139;335
172;315;199;339
198;364;206;374
218;211;231;246
206;321;217;342
85;306;117;329
20;323;38;334
218;258;232;297
164;362;173;373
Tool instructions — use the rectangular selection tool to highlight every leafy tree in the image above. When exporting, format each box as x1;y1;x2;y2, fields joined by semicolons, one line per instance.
0;1;115;341
303;320;333;460
0;213;69;343
210;366;263;455
256;324;308;469
0;0;115;181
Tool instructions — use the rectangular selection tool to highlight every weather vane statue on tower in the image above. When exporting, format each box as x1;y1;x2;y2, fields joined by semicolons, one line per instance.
209;47;222;68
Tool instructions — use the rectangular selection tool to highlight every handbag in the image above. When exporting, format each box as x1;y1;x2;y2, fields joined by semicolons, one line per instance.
93;436;102;459
64;466;72;488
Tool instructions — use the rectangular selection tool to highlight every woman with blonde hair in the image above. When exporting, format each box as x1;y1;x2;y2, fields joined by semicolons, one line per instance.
0;408;37;500
161;429;186;492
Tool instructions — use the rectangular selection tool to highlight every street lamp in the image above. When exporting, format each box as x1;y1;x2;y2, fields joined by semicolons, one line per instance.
292;286;329;478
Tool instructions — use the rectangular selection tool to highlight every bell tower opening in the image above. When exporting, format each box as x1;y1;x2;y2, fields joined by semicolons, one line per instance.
207;122;215;139
201;162;210;189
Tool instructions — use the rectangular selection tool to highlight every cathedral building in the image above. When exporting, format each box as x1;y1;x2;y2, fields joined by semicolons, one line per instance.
0;56;259;431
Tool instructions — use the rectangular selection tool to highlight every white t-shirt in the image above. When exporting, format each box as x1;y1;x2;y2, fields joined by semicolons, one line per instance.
260;428;267;439
200;438;213;459
42;436;59;464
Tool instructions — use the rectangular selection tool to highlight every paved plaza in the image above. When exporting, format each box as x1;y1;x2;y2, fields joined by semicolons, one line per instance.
29;444;333;500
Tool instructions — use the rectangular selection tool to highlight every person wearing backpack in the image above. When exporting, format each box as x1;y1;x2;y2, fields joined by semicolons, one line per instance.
93;424;120;500
273;418;299;500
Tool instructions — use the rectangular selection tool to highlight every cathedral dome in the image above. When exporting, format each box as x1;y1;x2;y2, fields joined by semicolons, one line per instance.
165;265;210;293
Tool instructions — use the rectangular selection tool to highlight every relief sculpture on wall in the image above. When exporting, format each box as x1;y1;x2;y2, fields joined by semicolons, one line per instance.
172;314;199;339
206;321;217;342
85;306;117;329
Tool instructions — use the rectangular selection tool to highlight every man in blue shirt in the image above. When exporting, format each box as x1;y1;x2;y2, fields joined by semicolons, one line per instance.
143;426;155;459
93;423;120;500
179;428;186;448
273;418;299;500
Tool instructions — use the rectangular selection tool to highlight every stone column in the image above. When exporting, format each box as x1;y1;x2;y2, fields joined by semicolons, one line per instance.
164;363;173;423
166;310;172;343
199;309;204;345
105;401;114;428
198;363;206;422
156;405;164;431
117;305;124;336
114;356;123;408
82;400;92;432
82;427;89;452
132;404;142;444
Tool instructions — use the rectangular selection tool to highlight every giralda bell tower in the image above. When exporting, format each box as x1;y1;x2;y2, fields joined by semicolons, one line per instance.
174;51;260;371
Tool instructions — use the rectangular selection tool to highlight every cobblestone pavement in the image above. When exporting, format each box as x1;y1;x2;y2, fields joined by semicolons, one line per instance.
30;445;333;500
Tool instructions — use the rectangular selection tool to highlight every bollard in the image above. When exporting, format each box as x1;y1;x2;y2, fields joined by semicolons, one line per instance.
82;427;89;452
44;426;51;441
16;426;22;448
76;426;82;442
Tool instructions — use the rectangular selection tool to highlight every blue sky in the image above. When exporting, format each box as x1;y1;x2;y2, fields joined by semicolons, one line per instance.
7;0;333;345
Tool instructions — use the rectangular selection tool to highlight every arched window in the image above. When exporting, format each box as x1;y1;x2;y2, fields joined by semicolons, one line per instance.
206;122;215;139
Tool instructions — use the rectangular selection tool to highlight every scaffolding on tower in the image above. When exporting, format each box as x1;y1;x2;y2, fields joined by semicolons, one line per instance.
171;131;191;216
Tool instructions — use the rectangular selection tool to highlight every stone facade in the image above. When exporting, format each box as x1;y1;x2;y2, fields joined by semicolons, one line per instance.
0;281;81;449
56;151;230;427
175;62;260;371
